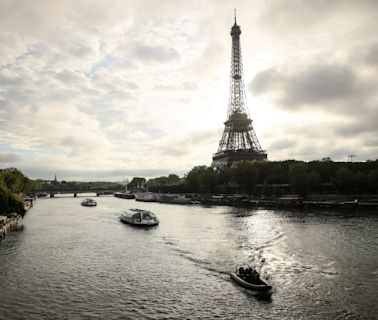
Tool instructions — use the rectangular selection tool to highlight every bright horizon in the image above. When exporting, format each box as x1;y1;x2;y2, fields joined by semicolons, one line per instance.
0;1;377;181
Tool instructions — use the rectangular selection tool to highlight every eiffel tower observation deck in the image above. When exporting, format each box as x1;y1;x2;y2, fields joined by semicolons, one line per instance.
211;14;268;168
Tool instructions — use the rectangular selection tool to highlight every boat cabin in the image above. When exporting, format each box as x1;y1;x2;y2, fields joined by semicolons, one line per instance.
129;209;156;222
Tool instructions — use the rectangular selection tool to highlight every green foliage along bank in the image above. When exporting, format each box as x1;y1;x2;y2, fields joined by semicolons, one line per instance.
0;168;37;217
0;184;25;217
147;160;378;197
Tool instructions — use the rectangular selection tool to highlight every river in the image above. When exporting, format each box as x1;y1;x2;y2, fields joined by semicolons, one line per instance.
0;196;377;319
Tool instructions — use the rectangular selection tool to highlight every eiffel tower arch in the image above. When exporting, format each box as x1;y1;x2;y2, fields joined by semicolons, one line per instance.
212;15;267;168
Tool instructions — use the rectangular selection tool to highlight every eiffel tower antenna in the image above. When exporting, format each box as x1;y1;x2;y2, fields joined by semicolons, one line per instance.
211;15;267;168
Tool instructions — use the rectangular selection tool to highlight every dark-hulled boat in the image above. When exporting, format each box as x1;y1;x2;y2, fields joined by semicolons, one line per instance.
81;198;97;207
114;192;135;199
230;266;271;291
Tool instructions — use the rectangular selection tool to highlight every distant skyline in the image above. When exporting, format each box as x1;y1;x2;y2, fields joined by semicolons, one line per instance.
1;0;377;181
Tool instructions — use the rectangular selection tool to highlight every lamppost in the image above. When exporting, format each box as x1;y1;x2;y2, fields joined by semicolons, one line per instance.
348;154;356;162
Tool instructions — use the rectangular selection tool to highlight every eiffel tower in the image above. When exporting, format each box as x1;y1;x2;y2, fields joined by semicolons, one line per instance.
211;14;267;168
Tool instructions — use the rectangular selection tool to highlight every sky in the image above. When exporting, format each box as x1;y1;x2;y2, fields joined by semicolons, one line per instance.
0;0;377;181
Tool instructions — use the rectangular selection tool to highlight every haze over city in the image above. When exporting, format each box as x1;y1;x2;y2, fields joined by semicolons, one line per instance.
1;0;377;181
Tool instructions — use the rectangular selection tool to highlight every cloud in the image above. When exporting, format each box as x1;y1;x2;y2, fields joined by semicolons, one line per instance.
154;84;176;91
156;129;220;160
360;41;378;67
133;44;179;63
0;0;377;180
154;82;197;91
249;43;378;162
257;0;378;36
334;108;378;136
0;152;22;164
250;63;373;113
181;82;197;90
268;138;296;151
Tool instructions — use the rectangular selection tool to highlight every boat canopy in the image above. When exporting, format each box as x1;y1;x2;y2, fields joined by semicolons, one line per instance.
128;209;156;220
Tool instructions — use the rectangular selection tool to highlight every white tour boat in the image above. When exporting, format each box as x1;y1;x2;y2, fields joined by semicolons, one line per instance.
120;208;159;227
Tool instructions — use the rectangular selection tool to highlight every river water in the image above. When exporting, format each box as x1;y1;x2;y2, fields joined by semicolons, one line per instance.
0;196;377;319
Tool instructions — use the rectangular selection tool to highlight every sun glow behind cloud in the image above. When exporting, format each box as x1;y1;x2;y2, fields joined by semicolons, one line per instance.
0;0;377;180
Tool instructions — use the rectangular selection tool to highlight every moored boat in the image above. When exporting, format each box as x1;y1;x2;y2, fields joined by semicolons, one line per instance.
81;198;97;207
114;192;135;199
230;266;271;291
36;192;47;198
135;192;157;202
120;208;159;227
158;194;192;204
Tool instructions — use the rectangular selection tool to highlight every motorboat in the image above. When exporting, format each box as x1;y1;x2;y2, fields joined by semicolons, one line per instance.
36;192;47;198
120;208;159;227
158;194;192;204
230;266;271;291
114;192;135;199
81;198;97;207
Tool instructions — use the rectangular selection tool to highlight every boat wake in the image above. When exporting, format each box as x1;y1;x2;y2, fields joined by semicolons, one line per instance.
160;236;230;276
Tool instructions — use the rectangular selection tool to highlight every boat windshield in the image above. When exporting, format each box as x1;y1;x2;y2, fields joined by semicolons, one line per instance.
128;209;156;221
142;212;155;220
131;212;141;219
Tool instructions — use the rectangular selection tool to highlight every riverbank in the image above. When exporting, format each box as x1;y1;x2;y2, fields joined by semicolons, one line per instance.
0;215;20;239
127;192;378;210
196;194;378;210
0;196;34;241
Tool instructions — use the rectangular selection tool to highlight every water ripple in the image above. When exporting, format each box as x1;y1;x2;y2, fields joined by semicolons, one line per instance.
0;199;376;319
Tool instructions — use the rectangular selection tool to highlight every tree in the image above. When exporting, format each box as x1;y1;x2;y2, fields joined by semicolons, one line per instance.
289;162;319;196
167;174;180;184
251;161;271;185
352;171;366;193
199;167;218;194
0;168;38;193
185;166;207;193
332;167;354;193
182;160;377;196
232;161;257;195
367;170;378;193
0;184;26;217
128;177;146;190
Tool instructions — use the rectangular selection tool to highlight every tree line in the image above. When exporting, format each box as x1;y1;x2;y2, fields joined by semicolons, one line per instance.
36;180;124;191
0;168;37;217
1;159;377;217
145;160;378;196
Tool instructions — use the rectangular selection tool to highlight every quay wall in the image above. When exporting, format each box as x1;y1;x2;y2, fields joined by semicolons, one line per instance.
0;196;33;240
125;192;378;210
0;216;19;239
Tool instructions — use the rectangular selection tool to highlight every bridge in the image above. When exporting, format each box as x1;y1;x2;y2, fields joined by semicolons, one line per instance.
31;188;126;198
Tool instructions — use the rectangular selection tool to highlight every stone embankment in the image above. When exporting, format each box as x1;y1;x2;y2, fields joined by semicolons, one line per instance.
197;194;378;210
125;192;378;210
0;196;34;241
0;215;19;240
